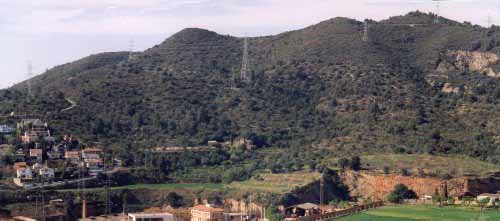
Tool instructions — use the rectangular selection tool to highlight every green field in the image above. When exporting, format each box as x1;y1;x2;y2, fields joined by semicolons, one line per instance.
338;205;500;221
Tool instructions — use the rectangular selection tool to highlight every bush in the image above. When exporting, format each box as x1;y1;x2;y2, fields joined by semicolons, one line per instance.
166;192;184;208
387;184;417;204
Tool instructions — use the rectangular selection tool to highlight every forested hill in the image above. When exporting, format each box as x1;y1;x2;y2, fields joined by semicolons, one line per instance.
1;11;500;162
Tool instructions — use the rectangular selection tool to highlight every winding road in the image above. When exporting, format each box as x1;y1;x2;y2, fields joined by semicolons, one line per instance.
61;97;77;112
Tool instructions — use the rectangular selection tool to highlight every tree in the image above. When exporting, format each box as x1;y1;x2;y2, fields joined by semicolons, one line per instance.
338;158;349;170
401;168;411;176
166;192;184;208
349;156;361;171
387;184;417;204
383;166;390;175
477;197;490;212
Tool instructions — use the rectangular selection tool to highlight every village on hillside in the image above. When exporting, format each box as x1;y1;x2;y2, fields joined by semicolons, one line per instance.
1;117;500;221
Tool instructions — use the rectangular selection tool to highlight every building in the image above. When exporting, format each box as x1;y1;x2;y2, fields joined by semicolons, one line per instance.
47;151;62;160
191;204;224;221
82;148;103;160
77;214;128;221
64;151;80;164
30;149;43;162
13;216;38;221
16;167;33;179
285;203;320;218
0;125;15;134
477;192;500;204
223;213;247;221
128;212;175;221
85;159;104;176
19;119;54;144
39;166;55;179
14;162;28;170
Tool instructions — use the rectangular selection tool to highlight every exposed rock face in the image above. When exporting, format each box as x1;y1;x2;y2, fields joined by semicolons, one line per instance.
341;171;466;200
341;171;500;201
441;83;460;93
438;50;500;77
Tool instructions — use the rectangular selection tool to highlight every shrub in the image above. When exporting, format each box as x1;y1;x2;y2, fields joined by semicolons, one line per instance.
387;184;417;204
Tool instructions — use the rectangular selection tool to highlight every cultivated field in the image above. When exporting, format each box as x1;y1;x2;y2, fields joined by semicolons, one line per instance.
338;205;500;221
226;170;321;193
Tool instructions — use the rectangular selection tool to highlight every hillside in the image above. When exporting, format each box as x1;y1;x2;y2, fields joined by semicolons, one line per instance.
1;11;500;163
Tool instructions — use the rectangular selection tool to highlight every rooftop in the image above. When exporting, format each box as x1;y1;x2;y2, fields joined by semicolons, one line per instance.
192;205;224;213
128;212;174;218
287;203;319;210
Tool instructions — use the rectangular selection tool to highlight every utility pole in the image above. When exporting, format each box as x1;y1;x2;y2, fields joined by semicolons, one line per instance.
320;174;325;206
104;151;111;215
78;146;87;221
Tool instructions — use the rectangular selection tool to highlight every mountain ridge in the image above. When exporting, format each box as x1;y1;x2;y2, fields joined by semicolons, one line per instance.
1;11;500;163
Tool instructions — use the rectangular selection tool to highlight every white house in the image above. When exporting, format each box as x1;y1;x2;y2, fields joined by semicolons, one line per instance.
16;168;33;179
477;193;500;205
0;125;14;134
39;167;55;179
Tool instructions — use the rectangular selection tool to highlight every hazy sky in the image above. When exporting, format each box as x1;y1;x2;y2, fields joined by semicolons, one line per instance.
0;0;499;89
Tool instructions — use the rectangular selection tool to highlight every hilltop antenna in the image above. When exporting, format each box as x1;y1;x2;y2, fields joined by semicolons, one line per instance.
27;60;33;102
240;35;250;82
433;0;447;24
363;20;369;42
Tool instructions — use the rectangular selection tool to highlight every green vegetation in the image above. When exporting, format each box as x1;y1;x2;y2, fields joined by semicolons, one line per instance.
338;205;500;221
0;12;500;181
359;154;500;177
387;184;416;204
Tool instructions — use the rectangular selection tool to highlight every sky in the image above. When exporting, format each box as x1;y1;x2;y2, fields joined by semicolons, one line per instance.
0;0;499;89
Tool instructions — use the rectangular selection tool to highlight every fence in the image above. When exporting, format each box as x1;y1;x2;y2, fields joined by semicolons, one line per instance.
296;201;384;221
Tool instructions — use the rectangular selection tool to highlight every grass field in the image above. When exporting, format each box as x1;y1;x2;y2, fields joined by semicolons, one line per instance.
353;154;500;177
226;170;321;193
338;205;500;221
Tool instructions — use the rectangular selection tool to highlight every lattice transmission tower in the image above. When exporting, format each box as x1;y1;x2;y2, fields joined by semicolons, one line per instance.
26;60;33;102
363;20;370;42
433;0;447;24
240;36;250;82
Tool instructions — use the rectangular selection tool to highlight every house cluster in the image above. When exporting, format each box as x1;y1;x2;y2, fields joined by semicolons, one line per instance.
0;118;108;188
17;119;55;144
190;204;258;221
